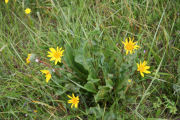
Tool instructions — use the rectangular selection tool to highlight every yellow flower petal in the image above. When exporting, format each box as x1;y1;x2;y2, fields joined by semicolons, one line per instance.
126;50;128;55
140;72;144;77
49;48;56;52
72;93;75;98
71;104;74;108
68;100;72;103
144;70;151;74
40;70;49;74
130;50;132;54
75;103;78;108
46;74;51;83
67;95;72;99
137;63;139;68
26;54;31;64
145;66;150;69
41;70;51;83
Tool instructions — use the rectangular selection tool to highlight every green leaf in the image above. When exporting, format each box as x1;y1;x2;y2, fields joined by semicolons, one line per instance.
84;82;97;93
88;104;103;119
87;72;100;83
64;44;88;80
104;111;116;120
178;58;180;83
94;86;110;102
105;79;113;89
74;41;92;71
147;118;167;120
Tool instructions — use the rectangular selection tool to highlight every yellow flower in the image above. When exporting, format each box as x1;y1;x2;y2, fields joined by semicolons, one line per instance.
26;54;31;64
137;61;151;77
5;0;8;4
128;79;132;83
25;8;31;14
122;37;140;55
47;47;64;65
33;110;37;113
67;93;79;108
40;70;51;83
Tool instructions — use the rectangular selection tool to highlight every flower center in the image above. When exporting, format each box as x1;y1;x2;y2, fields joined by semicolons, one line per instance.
53;52;61;59
139;65;145;72
126;43;134;50
72;98;78;104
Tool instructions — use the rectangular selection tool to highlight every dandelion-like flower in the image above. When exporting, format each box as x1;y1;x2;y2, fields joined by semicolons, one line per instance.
67;93;79;108
122;37;140;55
33;110;37;113
25;8;31;14
26;54;31;64
128;79;132;83
137;61;151;77
47;47;64;65
5;0;8;4
40;70;51;83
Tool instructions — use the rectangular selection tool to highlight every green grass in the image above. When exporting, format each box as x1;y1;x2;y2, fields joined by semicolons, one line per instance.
0;0;180;119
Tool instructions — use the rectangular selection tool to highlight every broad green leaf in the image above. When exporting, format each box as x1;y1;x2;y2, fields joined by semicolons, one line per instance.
178;58;180;83
94;86;110;102
87;72;100;83
84;82;97;93
64;44;88;80
105;79;113;89
88;104;103;119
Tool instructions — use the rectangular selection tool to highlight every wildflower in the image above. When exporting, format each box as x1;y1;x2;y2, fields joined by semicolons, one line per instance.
128;79;132;83
26;54;31;64
144;50;146;53
33;110;37;113
122;37;140;55
137;61;151;77
40;70;51;83
25;8;31;14
35;58;39;63
47;47;64;65
26;54;36;64
67;93;79;108
5;0;8;4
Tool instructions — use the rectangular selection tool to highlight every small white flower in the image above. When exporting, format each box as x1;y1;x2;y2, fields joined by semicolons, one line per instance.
35;59;39;63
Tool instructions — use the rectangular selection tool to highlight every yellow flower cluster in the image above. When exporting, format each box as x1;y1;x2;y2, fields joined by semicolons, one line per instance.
25;47;79;108
5;1;31;14
26;47;64;83
122;37;151;77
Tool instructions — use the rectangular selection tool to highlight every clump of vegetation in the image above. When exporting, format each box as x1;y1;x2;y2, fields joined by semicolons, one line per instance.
0;0;179;119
